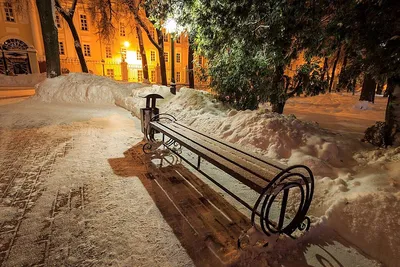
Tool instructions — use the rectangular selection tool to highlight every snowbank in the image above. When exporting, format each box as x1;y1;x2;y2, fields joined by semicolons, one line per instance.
0;73;46;87
35;73;118;104
32;73;400;266
325;193;400;267
35;73;150;106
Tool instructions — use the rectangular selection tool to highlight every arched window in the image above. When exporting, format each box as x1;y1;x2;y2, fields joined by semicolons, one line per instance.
2;39;29;50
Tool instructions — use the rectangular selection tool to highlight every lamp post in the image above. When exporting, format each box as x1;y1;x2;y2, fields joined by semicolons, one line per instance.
165;18;177;95
101;59;105;76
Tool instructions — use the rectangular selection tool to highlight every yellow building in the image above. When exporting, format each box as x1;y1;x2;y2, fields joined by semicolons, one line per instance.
0;0;204;85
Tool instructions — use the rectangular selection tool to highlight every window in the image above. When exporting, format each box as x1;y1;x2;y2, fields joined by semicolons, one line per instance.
137;70;143;82
150;29;155;39
106;69;114;79
175;36;181;44
105;46;112;58
163;33;168;42
151;70;155;82
198;56;203;65
80;14;88;31
136;50;141;60
56;14;62;28
119;23;126;36
176;72;181;83
150;51;156;62
164;52;169;63
83;44;91;57
176;53;181;63
59;42;65;55
4;2;15;22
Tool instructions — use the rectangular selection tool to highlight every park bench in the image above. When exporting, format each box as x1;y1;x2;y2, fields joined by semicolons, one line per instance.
140;94;314;244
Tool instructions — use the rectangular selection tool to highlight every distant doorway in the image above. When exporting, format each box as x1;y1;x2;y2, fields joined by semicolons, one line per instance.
0;39;31;75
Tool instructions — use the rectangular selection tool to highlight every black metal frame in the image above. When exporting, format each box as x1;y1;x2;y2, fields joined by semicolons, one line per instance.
143;113;314;240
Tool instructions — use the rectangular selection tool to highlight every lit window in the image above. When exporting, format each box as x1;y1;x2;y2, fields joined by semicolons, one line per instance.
150;51;156;62
137;50;141;60
105;46;112;58
163;33;168;42
4;2;15;22
176;53;181;63
119;23;125;37
151;70;155;82
164;52;168;63
137;70;143;82
106;69;114;78
83;44;91;57
175;36;181;44
59;42;65;55
80;14;88;31
56;14;62;28
176;72;181;83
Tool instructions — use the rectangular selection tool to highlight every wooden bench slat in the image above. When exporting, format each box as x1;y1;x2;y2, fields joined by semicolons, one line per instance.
168;122;280;180
150;121;268;193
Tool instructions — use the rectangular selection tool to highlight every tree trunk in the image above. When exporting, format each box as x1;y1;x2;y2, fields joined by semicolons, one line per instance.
36;0;61;78
329;46;341;92
156;29;167;86
64;16;88;73
360;74;376;103
385;77;400;145
321;57;328;82
338;53;348;92
376;80;384;95
270;66;286;114
136;25;149;81
188;34;195;88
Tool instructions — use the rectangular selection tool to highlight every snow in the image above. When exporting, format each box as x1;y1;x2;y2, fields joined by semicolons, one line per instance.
0;73;46;87
14;73;399;266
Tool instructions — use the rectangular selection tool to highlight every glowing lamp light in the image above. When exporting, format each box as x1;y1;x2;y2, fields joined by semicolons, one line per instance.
164;18;177;34
124;41;130;48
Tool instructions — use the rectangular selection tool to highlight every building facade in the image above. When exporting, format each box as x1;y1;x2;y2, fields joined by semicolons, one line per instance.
0;0;204;85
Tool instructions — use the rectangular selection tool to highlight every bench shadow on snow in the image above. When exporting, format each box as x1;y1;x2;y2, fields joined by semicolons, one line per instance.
107;142;374;267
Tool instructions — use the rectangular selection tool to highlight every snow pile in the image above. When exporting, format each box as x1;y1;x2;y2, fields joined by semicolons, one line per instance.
34;73;150;106
35;73;117;104
353;100;374;110
0;73;46;87
324;193;400;267
160;88;363;178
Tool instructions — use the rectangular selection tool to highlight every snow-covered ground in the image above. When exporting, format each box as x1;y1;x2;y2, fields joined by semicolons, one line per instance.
1;73;399;266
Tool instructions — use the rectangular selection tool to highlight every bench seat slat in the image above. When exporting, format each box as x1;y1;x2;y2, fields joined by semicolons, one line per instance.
168;122;281;180
150;121;268;193
174;122;288;171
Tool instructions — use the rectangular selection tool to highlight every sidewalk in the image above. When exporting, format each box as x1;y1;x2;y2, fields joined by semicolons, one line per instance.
0;87;35;99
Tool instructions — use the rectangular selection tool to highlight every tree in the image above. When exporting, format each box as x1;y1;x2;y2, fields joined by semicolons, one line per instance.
178;0;323;113
136;25;149;81
36;0;61;78
122;0;170;85
188;33;195;88
55;0;88;73
360;74;376;103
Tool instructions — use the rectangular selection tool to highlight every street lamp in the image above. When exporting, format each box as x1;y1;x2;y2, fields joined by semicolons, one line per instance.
165;18;177;94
